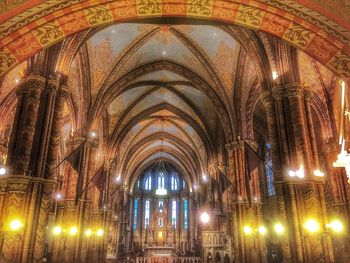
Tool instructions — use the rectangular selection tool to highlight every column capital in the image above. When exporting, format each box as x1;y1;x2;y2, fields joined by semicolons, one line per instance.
57;85;70;98
16;75;45;95
225;139;244;151
225;139;257;152
271;83;306;99
46;79;59;94
261;83;309;105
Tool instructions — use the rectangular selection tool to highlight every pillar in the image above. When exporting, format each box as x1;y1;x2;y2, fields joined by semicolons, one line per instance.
51;135;100;263
262;84;334;263
0;75;68;263
225;140;265;263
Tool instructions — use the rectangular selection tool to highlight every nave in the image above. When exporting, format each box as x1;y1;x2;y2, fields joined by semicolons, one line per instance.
0;1;350;263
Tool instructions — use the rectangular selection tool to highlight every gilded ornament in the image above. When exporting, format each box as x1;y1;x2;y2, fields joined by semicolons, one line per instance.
136;0;162;16
187;0;213;17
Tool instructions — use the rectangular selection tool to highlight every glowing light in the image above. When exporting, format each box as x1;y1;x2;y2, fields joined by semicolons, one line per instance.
303;219;320;233
202;174;208;182
69;226;78;236
296;167;305;178
0;167;7;175
334;81;350;181
333;143;350;180
274;223;285;234
15;79;19;84
96;229;104;237
313;170;324;177
243;226;252;235
55;192;62;201
53;226;62;236
162;51;166;55
200;212;210;224
289;167;304;178
90;131;97;138
193;184;199;191
155;188;167;196
258;226;267;235
9;219;23;231
272;71;278;80
116;175;122;183
85;229;92;237
327;220;344;233
158;231;163;239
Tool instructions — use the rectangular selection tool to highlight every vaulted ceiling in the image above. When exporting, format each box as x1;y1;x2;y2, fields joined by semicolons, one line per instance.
0;19;344;188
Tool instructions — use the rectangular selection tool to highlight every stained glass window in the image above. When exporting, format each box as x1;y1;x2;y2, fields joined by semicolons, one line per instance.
171;176;178;190
133;199;138;230
183;199;188;230
171;200;177;227
158;175;165;189
265;143;275;196
145;176;152;190
159;200;164;213
145;200;150;227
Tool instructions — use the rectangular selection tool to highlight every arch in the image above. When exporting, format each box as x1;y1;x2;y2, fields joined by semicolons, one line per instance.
0;1;349;79
128;154;194;193
121;131;204;176
111;103;213;156
93;60;233;141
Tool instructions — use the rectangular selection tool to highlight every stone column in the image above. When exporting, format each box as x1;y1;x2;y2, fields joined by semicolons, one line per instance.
51;136;99;263
7;75;45;174
32;85;70;262
0;76;68;263
225;140;265;263
262;84;333;263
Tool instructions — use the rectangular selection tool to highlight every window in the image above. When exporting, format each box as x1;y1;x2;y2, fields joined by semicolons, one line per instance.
265;143;275;196
158;174;165;189
158;217;164;227
183;199;188;230
145;176;152;190
171;176;178;190
182;180;186;189
133;199;138;230
145;200;150;227
171;200;177;227
158;200;164;213
137;179;140;189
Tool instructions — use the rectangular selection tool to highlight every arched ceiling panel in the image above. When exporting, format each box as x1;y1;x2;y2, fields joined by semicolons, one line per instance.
114;88;206;136
86;23;144;91
298;51;334;99
171;84;218;134
107;85;155;133
170;118;208;165
107;28;213;87
175;25;240;92
129;70;188;83
118;119;155;154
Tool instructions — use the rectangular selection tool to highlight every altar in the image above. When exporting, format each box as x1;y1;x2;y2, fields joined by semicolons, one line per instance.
145;246;174;257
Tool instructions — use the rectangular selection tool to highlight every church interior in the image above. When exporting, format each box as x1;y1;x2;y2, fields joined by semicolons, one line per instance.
0;1;350;263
